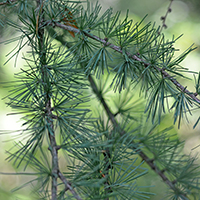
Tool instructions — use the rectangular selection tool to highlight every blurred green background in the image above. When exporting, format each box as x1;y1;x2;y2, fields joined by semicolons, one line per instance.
0;0;200;199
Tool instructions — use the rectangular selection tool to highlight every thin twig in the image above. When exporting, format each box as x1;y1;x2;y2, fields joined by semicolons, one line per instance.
88;75;119;129
50;21;200;104
88;75;187;198
36;1;58;199
159;0;174;34
58;171;83;200
48;19;198;196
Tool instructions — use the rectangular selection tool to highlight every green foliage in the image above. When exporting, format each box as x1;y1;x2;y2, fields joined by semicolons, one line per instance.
1;0;200;199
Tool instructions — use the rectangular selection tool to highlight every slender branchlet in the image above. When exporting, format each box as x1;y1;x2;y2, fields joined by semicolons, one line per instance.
52;21;200;105
36;1;59;199
36;1;82;199
88;75;188;198
159;0;174;34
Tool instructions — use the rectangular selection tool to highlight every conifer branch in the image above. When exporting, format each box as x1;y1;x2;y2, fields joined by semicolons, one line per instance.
58;171;83;200
51;21;200;105
88;75;119;129
1;1;199;198
88;75;187;198
36;1;58;199
0;0;17;6
36;4;84;199
88;75;114;199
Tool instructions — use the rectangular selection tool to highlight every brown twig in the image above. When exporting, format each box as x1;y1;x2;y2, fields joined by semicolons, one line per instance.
159;0;174;34
36;1;59;199
88;74;187;198
47;19;198;196
50;21;200;105
36;4;83;199
58;171;83;200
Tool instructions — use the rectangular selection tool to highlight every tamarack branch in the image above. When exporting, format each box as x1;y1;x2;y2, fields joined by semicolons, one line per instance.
51;21;200;104
1;0;200;199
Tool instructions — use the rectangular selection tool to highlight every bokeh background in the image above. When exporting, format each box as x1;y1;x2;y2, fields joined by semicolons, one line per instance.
0;0;200;199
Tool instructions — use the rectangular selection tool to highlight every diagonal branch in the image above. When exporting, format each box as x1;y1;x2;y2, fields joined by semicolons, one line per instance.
88;74;187;198
50;21;200;104
58;171;83;200
45;18;195;198
47;19;196;197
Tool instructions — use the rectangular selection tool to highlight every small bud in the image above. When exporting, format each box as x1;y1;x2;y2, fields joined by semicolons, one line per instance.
163;24;167;29
168;8;172;12
161;16;165;21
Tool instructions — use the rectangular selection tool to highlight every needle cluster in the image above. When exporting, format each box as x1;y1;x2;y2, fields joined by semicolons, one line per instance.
1;0;200;200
